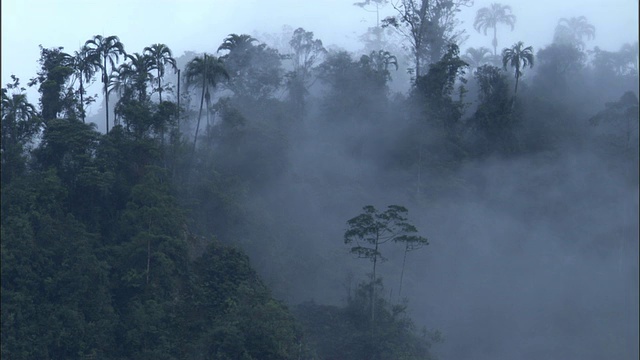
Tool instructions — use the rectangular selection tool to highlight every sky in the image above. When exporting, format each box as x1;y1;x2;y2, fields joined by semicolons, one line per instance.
2;0;637;110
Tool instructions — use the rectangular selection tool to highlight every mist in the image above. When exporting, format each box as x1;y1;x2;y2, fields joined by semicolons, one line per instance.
2;0;638;359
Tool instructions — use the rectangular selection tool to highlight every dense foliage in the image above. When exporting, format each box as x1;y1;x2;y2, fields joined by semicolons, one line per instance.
2;5;638;359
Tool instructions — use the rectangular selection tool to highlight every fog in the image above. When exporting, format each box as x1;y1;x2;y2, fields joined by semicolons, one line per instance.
235;89;638;358
2;0;638;359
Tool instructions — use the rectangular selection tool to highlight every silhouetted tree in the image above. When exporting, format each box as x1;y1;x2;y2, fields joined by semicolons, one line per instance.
1;80;41;183
33;46;75;121
70;46;99;123
287;28;326;118
344;205;428;323
502;41;534;97
144;43;177;102
473;3;516;56
383;0;472;78
218;34;283;101
184;54;229;151
553;16;595;49
85;35;126;133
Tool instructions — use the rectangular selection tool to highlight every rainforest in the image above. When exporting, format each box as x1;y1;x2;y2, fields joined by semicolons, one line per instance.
1;1;638;359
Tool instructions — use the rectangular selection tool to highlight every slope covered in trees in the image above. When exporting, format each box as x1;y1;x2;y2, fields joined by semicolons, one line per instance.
2;3;638;359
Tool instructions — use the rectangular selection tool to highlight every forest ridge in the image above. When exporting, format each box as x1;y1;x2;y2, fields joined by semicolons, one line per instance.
2;1;638;359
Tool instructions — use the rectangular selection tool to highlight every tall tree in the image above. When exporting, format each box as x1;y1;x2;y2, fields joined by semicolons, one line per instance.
33;46;75;121
1;80;41;184
144;43;177;102
470;64;517;155
473;3;516;56
287;28;326;118
217;34;283;101
354;0;390;50
217;33;258;54
289;28;326;79
383;0;472;78
119;52;155;103
553;16;595;49
184;54;229;151
344;205;428;323
71;46;100;123
502;41;534;97
85;35;126;133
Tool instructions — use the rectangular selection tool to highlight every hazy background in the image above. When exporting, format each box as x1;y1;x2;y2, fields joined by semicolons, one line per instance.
2;0;638;109
2;1;638;359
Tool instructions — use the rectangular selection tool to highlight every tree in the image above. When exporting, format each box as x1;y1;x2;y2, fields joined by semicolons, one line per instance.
33;46;75;121
119;52;155;103
462;46;493;72
589;91;639;155
591;42;638;78
287;28;326;118
473;3;516;56
411;44;468;196
289;28;326;80
294;282;439;360
533;42;586;97
344;205;428;323
416;43;468;142
71;46;100;123
470;64;518;155
218;33;258;54
354;0;390;50
85;35;126;133
217;34;283;101
144;43;177;102
1;79;41;184
184;54;229;151
383;0;472;78
553;16;595;49
361;49;399;74
502;41;534;97
316;50;395;125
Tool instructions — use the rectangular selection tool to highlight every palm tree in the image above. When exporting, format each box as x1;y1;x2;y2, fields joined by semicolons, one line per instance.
462;46;493;71
1;92;39;132
502;41;534;97
553;16;595;49
217;33;258;54
107;66;128;127
71;46;100;123
84;35;126;133
1;89;40;182
122;52;155;102
107;53;154;128
184;54;229;151
474;3;517;56
144;43;177;102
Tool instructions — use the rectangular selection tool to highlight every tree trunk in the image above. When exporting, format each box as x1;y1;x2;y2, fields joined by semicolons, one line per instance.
371;234;379;324
398;246;409;298
79;77;85;123
493;26;498;56
193;79;205;153
104;57;109;134
177;69;181;123
158;69;162;102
